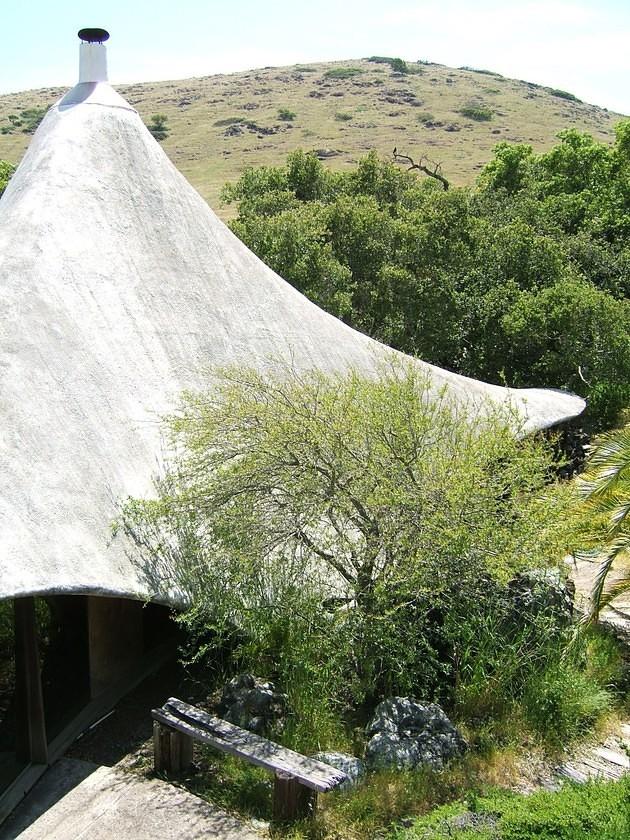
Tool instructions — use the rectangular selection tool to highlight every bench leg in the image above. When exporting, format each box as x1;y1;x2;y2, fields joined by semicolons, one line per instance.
273;772;317;822
153;722;194;774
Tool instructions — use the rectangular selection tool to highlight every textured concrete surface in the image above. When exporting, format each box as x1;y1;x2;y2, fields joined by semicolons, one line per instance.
0;45;585;608
558;723;630;784
0;759;263;840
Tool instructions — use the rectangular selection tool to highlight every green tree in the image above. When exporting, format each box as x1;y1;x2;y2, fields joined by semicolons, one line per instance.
221;132;630;431
123;363;573;713
147;113;169;142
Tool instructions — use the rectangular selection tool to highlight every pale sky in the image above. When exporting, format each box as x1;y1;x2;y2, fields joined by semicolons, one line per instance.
0;0;628;114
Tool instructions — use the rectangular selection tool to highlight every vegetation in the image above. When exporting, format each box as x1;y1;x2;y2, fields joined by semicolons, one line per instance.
0;160;14;198
459;104;493;121
397;777;630;839
459;67;504;78
550;88;582;103
334;111;353;121
324;67;364;79
124;365;603;739
0;59;619;209
146;113;169;141
0;106;49;135
577;422;630;618
222;123;630;430
278;108;297;122
125;365;627;837
368;56;423;75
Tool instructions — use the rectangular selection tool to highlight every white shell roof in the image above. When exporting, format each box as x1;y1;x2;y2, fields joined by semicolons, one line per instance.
0;78;585;606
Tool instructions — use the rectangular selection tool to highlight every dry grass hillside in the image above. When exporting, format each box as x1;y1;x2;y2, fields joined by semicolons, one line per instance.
0;57;624;217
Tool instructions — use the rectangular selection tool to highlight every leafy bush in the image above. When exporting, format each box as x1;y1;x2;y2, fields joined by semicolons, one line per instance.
368;56;422;75
334;111;353;121
278;107;296;122
389;57;409;74
417;111;435;124
146;113;169;141
459;105;493;121
550;88;582;102
0;160;15;198
324;67;364;79
124;364;577;736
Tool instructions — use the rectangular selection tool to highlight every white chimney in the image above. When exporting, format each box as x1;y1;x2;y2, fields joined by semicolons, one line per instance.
78;28;110;83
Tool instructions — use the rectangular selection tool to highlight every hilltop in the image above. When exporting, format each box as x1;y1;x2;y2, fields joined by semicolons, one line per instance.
0;57;624;215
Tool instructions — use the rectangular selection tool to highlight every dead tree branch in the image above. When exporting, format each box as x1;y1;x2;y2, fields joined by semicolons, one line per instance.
392;149;450;190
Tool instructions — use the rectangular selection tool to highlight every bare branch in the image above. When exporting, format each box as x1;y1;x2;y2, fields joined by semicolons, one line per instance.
393;150;450;191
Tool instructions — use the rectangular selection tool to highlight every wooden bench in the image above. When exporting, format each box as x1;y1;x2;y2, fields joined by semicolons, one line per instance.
152;697;348;821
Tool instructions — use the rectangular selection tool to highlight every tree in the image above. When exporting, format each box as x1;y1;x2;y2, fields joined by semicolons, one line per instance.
221;134;630;431
147;114;169;142
577;423;630;620
123;363;573;709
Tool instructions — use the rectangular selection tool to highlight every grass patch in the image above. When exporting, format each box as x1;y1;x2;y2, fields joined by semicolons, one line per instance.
324;67;364;79
334;112;353;122
213;116;247;127
184;749;273;821
416;111;435;124
295;66;317;73
398;777;630;839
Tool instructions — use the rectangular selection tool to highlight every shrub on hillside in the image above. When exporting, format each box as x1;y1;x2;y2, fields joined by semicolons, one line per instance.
550;87;581;102
324;67;364;79
459;104;493;121
147;113;169;141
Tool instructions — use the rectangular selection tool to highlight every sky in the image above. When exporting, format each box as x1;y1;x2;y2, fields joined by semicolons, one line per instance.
0;0;628;114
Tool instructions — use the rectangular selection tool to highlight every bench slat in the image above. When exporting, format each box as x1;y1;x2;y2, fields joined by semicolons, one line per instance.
152;698;347;793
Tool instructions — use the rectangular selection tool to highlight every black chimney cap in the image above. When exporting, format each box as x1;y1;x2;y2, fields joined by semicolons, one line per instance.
78;28;110;43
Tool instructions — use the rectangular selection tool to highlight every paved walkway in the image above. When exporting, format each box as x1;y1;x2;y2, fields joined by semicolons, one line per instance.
558;723;630;784
0;759;264;840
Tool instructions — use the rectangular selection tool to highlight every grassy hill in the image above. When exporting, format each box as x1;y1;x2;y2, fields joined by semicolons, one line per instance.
0;57;624;217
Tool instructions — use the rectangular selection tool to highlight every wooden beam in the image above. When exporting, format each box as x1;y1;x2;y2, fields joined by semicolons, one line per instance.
13;598;48;765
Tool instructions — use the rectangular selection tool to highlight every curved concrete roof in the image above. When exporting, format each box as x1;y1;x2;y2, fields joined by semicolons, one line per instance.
0;76;585;606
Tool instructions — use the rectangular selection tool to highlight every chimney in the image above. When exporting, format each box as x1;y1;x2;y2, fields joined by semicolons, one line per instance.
78;28;110;83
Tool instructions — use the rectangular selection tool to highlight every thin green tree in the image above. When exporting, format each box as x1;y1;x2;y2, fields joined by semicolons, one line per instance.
577;423;630;619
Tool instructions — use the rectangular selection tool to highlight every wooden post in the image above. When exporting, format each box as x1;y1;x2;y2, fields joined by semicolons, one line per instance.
14;598;48;765
272;772;316;822
153;722;193;774
88;596;144;698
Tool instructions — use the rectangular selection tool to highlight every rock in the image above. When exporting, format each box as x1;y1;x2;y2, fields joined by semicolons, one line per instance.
312;752;365;789
219;674;287;735
365;697;467;770
314;148;341;159
507;568;574;623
